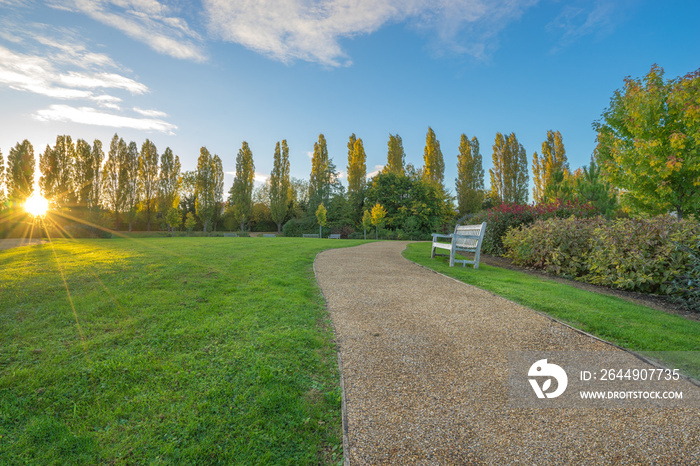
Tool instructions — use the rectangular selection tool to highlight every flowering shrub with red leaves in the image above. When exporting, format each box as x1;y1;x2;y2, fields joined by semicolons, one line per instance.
464;199;598;255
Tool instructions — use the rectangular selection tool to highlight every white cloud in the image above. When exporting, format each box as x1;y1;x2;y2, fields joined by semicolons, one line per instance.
0;44;148;99
367;164;384;178
254;172;269;184
203;0;539;66
34;104;177;134
133;107;167;117
49;0;206;62
546;0;623;50
58;72;148;94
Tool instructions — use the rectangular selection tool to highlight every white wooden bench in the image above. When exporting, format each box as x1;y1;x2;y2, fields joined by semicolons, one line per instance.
328;234;341;239
224;232;238;237
302;234;320;238
262;233;276;238
431;222;487;268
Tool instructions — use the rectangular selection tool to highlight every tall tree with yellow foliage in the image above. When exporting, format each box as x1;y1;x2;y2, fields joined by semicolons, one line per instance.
455;134;484;216
490;132;529;204
423;127;444;186
532;130;569;203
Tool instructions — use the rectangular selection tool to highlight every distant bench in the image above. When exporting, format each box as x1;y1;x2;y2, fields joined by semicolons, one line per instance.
328;234;341;239
302;234;320;238
224;233;238;237
262;233;276;238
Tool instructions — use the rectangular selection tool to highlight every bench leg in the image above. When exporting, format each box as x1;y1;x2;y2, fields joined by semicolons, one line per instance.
473;248;481;269
431;245;435;258
449;246;455;267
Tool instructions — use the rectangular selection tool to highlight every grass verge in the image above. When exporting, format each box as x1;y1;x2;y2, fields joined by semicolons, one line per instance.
1;237;367;465
403;242;700;377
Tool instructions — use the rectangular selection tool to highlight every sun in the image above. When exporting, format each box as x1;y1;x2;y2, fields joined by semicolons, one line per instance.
25;192;49;217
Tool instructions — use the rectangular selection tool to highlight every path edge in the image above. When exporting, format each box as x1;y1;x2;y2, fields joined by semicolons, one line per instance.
312;249;350;466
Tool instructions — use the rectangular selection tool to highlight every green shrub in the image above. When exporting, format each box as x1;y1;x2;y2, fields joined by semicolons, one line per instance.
282;218;301;237
504;216;606;278
586;217;700;294
666;242;700;312
503;215;700;300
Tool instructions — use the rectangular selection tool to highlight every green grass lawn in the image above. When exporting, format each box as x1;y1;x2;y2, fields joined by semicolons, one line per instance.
404;242;700;377
0;237;367;465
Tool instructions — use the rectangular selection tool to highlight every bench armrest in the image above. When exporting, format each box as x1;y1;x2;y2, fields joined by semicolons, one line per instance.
432;233;453;240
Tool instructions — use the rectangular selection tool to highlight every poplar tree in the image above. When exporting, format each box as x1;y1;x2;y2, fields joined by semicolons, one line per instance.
489;132;529;204
40;135;75;208
308;134;338;209
347;134;367;223
101;134;127;228
196;147;217;232
455;134;484;216
0;150;5;206
39;144;57;203
423;127;444;186
158;147;181;215
124;141;140;231
385;134;405;175
7;139;35;203
73;138;94;210
532;130;569;203
90;139;104;211
269;140;291;233
139;139;159;231
212;154;224;231
228;142;255;232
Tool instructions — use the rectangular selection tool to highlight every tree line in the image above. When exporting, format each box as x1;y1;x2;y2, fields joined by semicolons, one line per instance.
1;64;697;236
0;127;610;237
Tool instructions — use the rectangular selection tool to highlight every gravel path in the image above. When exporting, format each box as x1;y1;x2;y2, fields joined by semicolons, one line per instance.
314;241;700;465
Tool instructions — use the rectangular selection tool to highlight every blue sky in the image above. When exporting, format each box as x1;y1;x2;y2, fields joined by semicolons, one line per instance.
1;0;699;198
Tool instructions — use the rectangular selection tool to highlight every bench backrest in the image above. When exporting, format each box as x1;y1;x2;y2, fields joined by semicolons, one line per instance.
453;223;486;250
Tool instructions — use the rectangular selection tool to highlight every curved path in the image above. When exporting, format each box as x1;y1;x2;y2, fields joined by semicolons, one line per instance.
315;241;699;465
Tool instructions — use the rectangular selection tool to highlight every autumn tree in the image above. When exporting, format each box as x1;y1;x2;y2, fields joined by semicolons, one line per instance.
594;64;700;218
196;147;221;232
0;149;5;206
158;147;181;219
384;134;405;175
489;132;529;204
532;130;569;203
269;140;291;233
123;141;140;231
138;139;159;230
228;142;255;232
90;139;104;211
211;154;224;230
101;134;127;228
39;135;75;209
347;134;367;224
7;140;35;204
73;138;95;211
308;134;339;209
370;203;387;239
423;127;444;186
315;203;327;237
455;134;484;216
361;209;371;240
